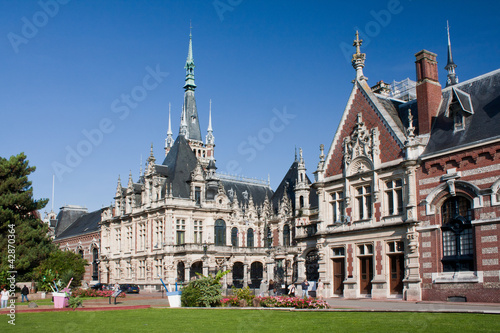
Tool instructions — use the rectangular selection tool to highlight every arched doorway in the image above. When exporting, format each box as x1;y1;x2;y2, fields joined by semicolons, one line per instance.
250;262;263;289
232;262;244;288
190;261;203;279
305;249;319;281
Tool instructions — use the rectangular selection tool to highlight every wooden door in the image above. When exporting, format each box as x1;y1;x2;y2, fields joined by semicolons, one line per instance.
332;258;345;295
389;254;404;294
359;257;373;295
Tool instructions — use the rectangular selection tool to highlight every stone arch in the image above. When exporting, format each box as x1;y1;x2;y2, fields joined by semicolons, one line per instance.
190;261;203;279
490;178;500;206
249;261;263;289
347;157;373;176
424;180;482;215
232;262;244;288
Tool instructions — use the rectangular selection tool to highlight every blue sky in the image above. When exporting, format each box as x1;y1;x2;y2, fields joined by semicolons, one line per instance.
1;0;499;213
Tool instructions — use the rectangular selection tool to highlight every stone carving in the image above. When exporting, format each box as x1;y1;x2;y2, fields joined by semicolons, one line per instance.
343;113;379;168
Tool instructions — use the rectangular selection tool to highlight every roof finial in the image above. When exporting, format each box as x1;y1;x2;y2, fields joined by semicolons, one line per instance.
445;21;458;87
206;99;215;145
165;102;174;150
184;24;196;91
352;31;367;81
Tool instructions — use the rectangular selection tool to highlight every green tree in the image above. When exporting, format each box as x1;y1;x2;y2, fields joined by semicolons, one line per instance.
35;251;87;288
0;153;54;280
181;270;230;307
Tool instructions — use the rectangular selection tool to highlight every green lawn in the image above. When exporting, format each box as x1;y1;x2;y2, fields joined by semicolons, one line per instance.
1;308;499;333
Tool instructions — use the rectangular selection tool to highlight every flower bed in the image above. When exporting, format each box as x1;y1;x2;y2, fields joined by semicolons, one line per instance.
220;296;239;307
71;288;126;298
255;296;329;309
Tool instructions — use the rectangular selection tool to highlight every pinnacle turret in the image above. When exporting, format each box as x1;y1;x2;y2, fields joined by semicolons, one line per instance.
445;21;458;87
206;99;215;145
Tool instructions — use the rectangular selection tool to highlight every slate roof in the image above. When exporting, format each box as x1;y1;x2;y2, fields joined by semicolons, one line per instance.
271;160;318;213
55;208;102;240
161;135;199;198
423;69;500;156
184;90;202;141
375;95;419;135
54;206;88;237
221;179;273;207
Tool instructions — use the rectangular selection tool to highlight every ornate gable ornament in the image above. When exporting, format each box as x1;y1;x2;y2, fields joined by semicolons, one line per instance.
191;162;205;182
342;113;380;174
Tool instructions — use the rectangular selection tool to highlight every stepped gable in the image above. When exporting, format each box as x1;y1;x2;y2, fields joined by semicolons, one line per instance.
161;135;199;198
55;208;102;240
423;69;500;156
324;81;406;178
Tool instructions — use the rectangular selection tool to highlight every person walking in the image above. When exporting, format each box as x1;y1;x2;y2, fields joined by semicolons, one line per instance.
301;279;309;298
268;279;275;296
21;285;30;303
1;288;9;308
316;279;324;300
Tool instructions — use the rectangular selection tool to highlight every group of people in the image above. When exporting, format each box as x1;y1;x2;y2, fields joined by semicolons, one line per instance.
1;285;30;308
268;279;324;299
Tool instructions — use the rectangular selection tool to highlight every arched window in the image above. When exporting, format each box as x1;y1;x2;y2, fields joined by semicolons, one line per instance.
190;261;203;279
283;224;290;246
78;249;84;259
250;262;263;288
247;228;254;248
231;227;239;247
441;196;474;272
214;219;226;246
299;196;304;208
92;248;99;281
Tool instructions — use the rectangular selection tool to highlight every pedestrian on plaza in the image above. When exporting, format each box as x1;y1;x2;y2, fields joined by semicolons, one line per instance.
301;279;309;298
316;279;324;300
1;288;9;308
21;285;29;302
268;279;275;296
288;283;295;297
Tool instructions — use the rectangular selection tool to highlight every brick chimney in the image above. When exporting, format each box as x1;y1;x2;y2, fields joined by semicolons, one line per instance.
415;50;442;135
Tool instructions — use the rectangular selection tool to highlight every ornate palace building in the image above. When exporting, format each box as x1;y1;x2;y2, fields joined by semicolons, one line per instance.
296;28;500;302
98;32;302;291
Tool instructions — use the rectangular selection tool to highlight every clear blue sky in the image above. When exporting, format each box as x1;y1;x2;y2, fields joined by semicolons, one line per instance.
1;0;499;213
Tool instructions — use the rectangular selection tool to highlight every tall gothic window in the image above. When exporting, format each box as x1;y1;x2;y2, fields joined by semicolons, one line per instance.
92;248;99;281
331;191;344;223
231;227;239;247
215;219;226;246
247;228;254;248
355;185;372;220
441;196;474;272
176;219;185;245
385;179;403;215
283;224;290;246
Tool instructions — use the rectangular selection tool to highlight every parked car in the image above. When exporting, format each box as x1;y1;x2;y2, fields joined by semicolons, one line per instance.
119;284;140;293
91;283;108;291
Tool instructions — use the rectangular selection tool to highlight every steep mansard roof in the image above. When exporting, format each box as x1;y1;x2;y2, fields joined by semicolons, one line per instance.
54;206;88;237
423;69;500;156
55;208;102;240
272;160;318;213
160;135;199;198
221;179;273;207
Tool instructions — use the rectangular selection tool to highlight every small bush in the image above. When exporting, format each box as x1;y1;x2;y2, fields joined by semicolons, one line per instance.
68;296;83;310
181;270;229;307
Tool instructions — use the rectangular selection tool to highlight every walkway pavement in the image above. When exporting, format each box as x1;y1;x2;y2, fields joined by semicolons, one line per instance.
3;292;500;314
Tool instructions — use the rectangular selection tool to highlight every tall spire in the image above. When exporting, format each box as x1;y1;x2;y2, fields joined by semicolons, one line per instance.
181;27;202;142
165;102;174;150
206;99;215;145
352;31;367;81
184;23;196;91
180;104;188;137
445;21;458;87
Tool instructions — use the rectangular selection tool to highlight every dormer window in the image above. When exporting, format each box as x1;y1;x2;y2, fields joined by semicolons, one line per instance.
448;87;473;133
454;111;464;131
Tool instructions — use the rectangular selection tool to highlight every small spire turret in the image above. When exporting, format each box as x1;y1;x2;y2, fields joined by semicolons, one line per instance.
445;21;458;87
206;99;215;145
165;102;174;154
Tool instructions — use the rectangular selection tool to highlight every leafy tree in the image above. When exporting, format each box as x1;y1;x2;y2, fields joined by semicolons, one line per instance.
35;251;87;289
0;153;54;280
181;270;230;307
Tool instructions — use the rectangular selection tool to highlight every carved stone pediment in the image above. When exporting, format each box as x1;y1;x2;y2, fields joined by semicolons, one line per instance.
342;113;379;168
